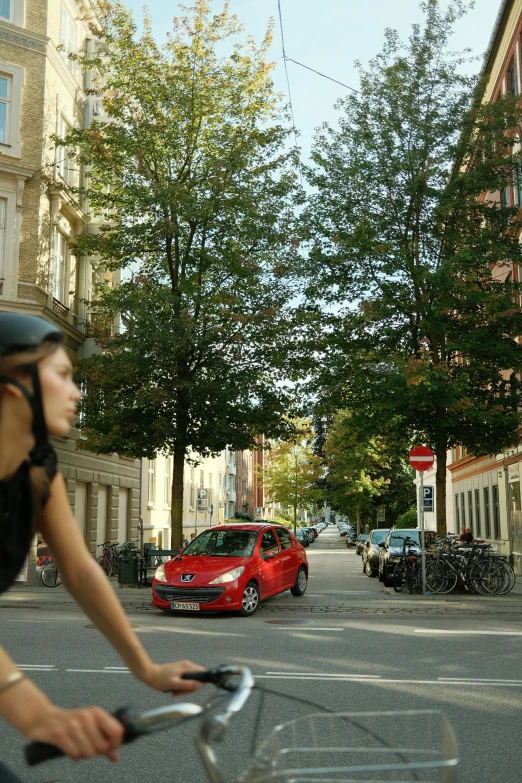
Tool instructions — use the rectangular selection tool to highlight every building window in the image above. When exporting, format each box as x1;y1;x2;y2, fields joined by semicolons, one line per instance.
474;488;481;537
208;474;212;505
467;490;473;534
483;487;491;538
56;116;76;186
492;485;501;539
0;1;10;20
200;469;204;488
460;492;466;527
0;75;10;145
60;6;79;75
0;199;5;279
52;230;67;303
147;460;155;506
163;458;171;507
219;472;222;488
509;60;517;97
455;494;459;530
190;467;195;507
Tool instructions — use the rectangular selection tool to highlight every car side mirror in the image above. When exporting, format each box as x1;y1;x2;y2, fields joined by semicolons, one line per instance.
262;551;276;560
178;547;184;555
377;542;385;548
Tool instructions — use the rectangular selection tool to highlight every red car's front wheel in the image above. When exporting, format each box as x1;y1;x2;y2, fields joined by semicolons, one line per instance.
239;581;260;616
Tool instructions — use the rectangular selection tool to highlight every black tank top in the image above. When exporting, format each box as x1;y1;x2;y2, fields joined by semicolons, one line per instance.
0;446;57;594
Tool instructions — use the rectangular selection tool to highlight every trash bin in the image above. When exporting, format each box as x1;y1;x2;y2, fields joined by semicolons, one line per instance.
117;552;139;587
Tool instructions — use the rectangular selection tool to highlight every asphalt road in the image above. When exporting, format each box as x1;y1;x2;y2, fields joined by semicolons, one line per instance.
1;527;522;782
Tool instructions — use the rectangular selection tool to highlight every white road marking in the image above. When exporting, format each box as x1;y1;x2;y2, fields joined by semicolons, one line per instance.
8;619;66;623
65;669;131;673
255;675;522;687
270;627;344;631
16;664;56;670
266;672;380;678
414;629;522;636
438;677;522;683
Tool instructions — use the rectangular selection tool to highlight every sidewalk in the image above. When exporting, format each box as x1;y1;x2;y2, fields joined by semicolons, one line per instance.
3;579;522;616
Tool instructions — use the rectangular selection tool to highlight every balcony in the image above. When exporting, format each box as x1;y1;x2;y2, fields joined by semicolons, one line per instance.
227;489;237;502
227;461;237;476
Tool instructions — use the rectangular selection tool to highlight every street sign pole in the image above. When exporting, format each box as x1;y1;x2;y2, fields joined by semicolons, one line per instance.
408;446;434;598
420;470;426;596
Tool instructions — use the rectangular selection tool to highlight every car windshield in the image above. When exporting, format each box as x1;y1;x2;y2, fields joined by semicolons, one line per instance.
183;529;258;557
371;530;388;543
389;532;420;547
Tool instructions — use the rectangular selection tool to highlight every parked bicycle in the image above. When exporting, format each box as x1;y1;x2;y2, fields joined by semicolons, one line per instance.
40;557;61;588
425;537;516;595
25;666;459;782
95;541;121;577
392;536;420;594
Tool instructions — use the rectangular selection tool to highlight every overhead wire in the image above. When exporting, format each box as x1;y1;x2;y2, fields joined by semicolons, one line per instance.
277;0;303;184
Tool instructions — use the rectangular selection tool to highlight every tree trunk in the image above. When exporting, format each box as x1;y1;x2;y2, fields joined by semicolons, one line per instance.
356;506;361;536
293;504;297;535
171;441;186;549
435;442;447;537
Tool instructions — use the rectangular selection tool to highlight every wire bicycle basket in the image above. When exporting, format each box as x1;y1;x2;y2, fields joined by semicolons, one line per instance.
240;710;458;783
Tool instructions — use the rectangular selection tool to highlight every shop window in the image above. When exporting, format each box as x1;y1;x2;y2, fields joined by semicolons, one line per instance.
492;485;501;539
468;490;473;534
474;489;481;537
460;492;466;527
483;486;491;538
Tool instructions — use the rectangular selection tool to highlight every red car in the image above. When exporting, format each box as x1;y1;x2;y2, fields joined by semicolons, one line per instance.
152;523;308;616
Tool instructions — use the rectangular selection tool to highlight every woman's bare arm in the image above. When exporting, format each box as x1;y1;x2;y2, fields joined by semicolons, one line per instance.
38;473;203;692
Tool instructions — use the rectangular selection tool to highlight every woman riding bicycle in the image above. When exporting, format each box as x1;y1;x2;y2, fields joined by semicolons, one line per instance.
0;313;203;781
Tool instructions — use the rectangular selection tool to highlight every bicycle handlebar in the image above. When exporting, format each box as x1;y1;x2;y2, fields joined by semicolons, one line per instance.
25;666;254;767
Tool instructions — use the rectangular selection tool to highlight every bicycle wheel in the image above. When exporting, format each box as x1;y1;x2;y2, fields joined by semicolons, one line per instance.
96;555;113;577
469;559;503;595
496;560;516;594
425;559;457;594
40;562;61;587
393;560;408;592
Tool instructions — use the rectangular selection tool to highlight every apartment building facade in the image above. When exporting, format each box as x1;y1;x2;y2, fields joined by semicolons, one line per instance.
0;0;139;562
448;0;522;572
141;448;241;547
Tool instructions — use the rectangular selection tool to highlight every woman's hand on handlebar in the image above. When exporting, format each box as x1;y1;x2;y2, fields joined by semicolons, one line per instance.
25;705;124;763
141;660;206;696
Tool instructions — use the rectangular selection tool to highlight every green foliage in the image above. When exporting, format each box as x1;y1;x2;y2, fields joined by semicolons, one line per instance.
234;511;254;522
62;1;302;545
261;419;323;533
305;0;522;535
394;508;418;529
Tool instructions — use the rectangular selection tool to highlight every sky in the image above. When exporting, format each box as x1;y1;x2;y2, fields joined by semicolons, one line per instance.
122;0;501;158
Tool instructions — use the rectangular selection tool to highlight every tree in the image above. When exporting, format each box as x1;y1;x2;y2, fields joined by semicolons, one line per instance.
324;410;390;534
304;0;522;536
261;420;323;533
63;1;301;547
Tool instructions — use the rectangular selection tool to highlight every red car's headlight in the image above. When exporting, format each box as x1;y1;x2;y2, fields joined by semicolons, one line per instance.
209;566;245;584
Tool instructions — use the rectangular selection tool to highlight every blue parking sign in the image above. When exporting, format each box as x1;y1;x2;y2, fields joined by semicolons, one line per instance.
422;485;434;513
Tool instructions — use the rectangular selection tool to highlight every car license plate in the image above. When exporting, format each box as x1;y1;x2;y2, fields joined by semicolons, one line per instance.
171;602;200;611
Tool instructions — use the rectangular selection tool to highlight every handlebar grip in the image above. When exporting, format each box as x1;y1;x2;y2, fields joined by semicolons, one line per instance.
181;668;238;691
25;707;145;767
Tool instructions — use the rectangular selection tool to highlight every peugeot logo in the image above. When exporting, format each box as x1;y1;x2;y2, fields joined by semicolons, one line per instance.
181;574;195;583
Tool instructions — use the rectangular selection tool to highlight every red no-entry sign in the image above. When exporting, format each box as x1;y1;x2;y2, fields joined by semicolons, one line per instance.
408;445;434;472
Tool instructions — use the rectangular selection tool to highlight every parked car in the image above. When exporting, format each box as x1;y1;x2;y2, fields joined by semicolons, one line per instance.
378;528;421;586
346;529;358;548
362;529;390;577
295;529;309;547
339;523;350;537
353;533;368;554
152;523;308;616
301;527;316;545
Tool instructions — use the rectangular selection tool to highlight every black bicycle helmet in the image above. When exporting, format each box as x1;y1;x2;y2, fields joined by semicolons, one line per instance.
0;312;64;465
